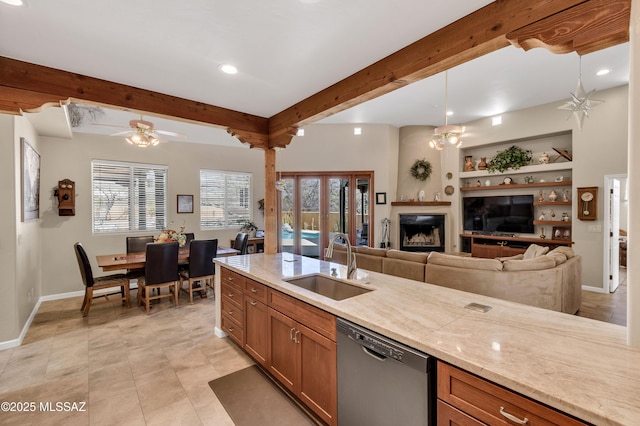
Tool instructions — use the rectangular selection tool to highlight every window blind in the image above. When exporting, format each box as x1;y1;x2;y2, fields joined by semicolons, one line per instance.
92;160;168;233
200;170;252;229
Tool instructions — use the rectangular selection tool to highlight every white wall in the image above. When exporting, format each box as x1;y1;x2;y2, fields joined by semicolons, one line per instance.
278;123;399;248
38;132;265;297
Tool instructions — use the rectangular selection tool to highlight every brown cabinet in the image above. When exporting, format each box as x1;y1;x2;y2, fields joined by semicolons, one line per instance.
219;267;337;426
268;290;337;426
472;243;525;259
437;362;586;425
244;283;269;367
220;268;245;346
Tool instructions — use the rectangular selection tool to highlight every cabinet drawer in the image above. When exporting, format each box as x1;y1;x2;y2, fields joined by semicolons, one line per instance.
269;290;336;341
221;314;243;345
437;362;585;425
221;282;243;309
221;297;243;324
437;400;484;426
220;268;244;291
244;279;268;304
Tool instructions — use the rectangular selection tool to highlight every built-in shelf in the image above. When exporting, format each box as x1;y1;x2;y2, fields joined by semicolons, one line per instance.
533;201;571;206
459;162;572;179
460;233;573;246
460;181;572;192
391;201;452;206
533;220;572;226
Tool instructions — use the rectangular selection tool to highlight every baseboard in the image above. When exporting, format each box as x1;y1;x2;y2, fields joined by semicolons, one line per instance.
214;327;228;338
0;289;120;350
582;285;608;293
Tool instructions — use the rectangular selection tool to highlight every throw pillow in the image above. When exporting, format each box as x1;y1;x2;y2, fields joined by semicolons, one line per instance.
523;244;549;260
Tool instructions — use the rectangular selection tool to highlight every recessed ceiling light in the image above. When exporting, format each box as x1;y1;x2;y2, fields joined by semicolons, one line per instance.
219;64;238;75
296;129;305;136
492;115;502;126
0;0;25;5
596;68;610;76
446;111;454;116
353;127;362;135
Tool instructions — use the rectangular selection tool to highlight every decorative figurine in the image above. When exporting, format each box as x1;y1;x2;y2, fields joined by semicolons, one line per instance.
537;190;544;202
476;180;482;187
538;212;546;221
562;189;570;202
418;190;425;202
562;212;570;222
548;190;558;202
434;192;441;202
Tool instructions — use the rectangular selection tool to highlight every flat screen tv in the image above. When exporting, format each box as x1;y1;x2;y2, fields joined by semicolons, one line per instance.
463;195;534;234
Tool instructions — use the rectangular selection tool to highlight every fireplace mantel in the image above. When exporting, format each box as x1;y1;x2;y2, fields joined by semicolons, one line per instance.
390;201;451;206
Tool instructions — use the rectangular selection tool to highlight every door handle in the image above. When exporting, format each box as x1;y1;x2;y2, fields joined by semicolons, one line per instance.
250;300;257;306
362;346;387;361
290;327;295;341
499;407;529;424
250;287;258;293
294;330;301;344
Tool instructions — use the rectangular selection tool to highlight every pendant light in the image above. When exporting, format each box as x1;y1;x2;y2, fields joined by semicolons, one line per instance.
558;55;604;131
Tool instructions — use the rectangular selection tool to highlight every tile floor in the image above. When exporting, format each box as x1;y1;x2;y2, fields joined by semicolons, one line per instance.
0;289;253;425
0;270;629;425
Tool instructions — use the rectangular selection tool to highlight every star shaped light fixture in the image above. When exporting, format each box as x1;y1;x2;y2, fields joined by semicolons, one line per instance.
558;57;604;131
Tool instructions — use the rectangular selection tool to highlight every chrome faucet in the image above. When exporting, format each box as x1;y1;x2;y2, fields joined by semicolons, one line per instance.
325;233;357;279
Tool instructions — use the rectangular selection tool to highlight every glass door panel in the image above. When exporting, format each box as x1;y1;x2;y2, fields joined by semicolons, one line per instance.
328;178;349;245
300;178;321;258
279;178;295;254
356;178;370;246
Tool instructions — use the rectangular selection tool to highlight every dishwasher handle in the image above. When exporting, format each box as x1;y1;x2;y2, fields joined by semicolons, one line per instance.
362;345;387;361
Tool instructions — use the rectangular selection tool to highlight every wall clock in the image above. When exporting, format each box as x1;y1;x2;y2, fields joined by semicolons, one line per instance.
577;187;597;221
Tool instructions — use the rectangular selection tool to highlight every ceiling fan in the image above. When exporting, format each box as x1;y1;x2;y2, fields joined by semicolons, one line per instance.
109;117;186;147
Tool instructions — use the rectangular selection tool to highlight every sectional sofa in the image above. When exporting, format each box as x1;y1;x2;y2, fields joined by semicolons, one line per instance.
329;244;581;314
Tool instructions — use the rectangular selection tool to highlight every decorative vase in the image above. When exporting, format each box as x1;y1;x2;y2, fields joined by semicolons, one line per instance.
538;152;550;164
477;157;487;170
548;190;558;202
539;227;546;239
418;190;425;201
464;156;475;172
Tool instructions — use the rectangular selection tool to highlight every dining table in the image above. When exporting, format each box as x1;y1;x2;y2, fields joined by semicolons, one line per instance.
96;245;239;272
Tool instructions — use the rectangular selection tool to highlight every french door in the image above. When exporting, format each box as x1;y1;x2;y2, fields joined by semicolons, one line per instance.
278;171;373;258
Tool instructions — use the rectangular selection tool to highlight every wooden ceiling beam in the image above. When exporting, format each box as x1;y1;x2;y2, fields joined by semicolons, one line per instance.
0;56;269;144
507;0;631;55
268;0;630;140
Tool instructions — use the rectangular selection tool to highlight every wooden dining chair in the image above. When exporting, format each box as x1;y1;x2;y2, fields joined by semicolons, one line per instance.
138;242;180;313
179;239;218;303
233;232;249;255
74;242;130;317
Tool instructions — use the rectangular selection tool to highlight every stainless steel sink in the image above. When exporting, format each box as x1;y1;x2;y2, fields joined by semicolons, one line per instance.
284;274;373;300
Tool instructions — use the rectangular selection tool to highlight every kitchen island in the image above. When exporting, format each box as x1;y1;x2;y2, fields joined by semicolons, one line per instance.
213;253;640;426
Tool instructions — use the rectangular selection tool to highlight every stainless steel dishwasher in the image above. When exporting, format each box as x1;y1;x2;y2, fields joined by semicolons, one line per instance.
337;318;433;426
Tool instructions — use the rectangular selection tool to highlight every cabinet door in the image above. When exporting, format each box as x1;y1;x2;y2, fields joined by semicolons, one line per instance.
297;322;337;426
501;246;526;257
268;308;297;393
244;296;269;367
437;400;484;426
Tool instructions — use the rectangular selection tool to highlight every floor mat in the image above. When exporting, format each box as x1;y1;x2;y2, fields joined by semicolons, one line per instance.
208;365;316;426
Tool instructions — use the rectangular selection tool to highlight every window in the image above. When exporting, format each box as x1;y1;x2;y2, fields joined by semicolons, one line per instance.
200;170;252;229
92;160;167;233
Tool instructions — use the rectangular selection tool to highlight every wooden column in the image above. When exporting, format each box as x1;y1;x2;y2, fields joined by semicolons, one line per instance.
264;148;277;254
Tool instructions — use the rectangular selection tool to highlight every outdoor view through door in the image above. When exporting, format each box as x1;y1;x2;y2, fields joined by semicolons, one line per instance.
278;172;373;258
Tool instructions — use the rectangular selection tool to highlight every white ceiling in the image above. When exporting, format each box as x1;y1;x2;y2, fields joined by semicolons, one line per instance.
0;0;630;145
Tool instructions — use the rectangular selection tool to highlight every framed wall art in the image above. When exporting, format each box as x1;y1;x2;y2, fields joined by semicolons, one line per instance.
376;192;387;205
21;138;41;221
177;194;194;213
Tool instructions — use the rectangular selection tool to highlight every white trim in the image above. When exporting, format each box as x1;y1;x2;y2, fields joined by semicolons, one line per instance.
214;327;228;338
582;285;608;294
0;288;134;350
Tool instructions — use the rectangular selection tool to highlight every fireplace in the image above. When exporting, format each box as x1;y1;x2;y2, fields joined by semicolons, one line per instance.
399;214;445;252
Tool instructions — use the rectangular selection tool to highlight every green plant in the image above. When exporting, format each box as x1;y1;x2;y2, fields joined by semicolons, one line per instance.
241;220;258;231
486;145;532;173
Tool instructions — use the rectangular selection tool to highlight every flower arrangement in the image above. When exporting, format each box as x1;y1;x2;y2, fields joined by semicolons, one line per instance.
156;223;187;246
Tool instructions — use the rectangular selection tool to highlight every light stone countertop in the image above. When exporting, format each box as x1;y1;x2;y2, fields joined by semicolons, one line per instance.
214;253;640;426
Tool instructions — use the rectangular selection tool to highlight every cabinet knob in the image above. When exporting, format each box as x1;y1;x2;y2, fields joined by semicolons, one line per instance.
250;287;258;293
250;300;257;306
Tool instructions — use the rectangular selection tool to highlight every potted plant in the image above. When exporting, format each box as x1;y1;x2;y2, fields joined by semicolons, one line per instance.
486;145;532;173
241;220;258;237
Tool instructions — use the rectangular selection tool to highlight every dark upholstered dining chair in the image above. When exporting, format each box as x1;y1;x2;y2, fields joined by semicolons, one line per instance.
184;233;195;246
179;239;218;304
126;236;154;254
138;242;179;313
74;242;130;317
233;232;249;255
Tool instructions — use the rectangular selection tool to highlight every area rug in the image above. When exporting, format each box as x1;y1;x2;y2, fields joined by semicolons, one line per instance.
209;365;316;426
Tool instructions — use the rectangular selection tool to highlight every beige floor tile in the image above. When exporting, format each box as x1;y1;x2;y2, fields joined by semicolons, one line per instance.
89;360;136;404
134;368;187;414
142;396;202;426
89;387;145;426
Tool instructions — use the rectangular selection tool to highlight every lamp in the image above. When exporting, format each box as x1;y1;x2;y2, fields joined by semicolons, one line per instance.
429;71;464;150
126;131;160;148
558;55;603;131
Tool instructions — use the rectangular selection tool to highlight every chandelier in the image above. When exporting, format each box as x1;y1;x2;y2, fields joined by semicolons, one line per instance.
126;131;160;148
429;71;464;150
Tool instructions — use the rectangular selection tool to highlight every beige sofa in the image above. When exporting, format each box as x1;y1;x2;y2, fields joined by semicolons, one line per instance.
329;244;581;314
